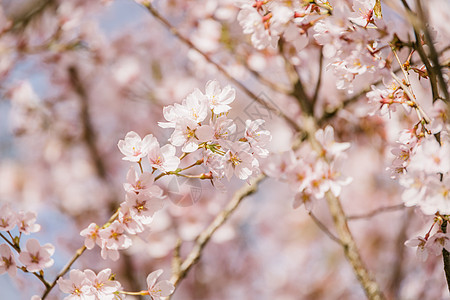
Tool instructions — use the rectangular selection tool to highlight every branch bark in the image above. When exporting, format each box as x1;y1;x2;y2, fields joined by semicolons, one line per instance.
169;175;265;292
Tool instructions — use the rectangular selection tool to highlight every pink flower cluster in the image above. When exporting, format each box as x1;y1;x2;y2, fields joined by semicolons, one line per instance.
57;268;174;300
81;79;271;261
160;79;271;182
265;125;352;210
57;268;121;300
0;205;55;276
80;167;165;261
236;0;323;50
406;231;450;262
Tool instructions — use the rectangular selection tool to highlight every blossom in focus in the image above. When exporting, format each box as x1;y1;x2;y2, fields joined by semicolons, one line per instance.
80;223;100;250
118;131;157;162
18;238;55;272
84;268;121;300
148;143;180;172
146;269;175;299
57;269;92;300
203;80;235;114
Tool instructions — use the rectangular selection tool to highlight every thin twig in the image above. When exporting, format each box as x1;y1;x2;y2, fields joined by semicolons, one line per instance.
142;3;301;132
347;204;405;220
41;210;120;299
308;211;343;245
169;175;265;293
312;48;324;105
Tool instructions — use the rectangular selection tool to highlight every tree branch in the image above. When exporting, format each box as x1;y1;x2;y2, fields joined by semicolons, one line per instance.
346;204;405;220
169;175;265;293
441;220;450;292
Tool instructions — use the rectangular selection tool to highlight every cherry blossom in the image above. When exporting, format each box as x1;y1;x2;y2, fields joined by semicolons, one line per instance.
203;80;236;114
80;223;101;250
0;243;16;277
315;125;350;159
124;167;163;196
84;268;121;300
148;143;180;172
118;131;157;162
98;221;131;251
427;232;450;256
16;211;41;235
146;269;175;299
57;269;92;300
405;236;429;262
18;238;54;272
124;191;165;225
223;142;258;181
0;204;17;232
244;119;271;158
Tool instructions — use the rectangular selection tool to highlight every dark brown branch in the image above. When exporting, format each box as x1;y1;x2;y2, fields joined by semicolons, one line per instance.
441;220;450;292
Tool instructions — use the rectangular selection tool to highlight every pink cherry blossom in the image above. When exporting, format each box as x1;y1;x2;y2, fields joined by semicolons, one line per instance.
405;236;429;262
84;268;121;300
146;269;175;299
118;201;145;235
244;119;271;158
80;223;100;250
123;167;163;196
0;203;17;232
427;232;450;256
148;143;180;172
124;191;165;225
18;238;54;272
16;211;40;235
0;243;17;277
223;142;259;181
118;131;157;162
203;80;235;114
349;0;376;28
98;221;132;252
57;269;92;300
315;125;350;159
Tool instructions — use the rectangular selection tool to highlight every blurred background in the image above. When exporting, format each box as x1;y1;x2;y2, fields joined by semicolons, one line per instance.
0;0;449;299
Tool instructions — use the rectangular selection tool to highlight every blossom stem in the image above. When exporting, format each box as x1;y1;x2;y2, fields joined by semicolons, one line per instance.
118;290;148;296
0;232;18;252
138;159;144;174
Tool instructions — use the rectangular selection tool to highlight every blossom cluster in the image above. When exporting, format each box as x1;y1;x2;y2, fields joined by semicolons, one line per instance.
0;204;54;276
57;267;174;300
80;79;271;262
236;1;390;94
405;229;450;262
264;125;352;210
